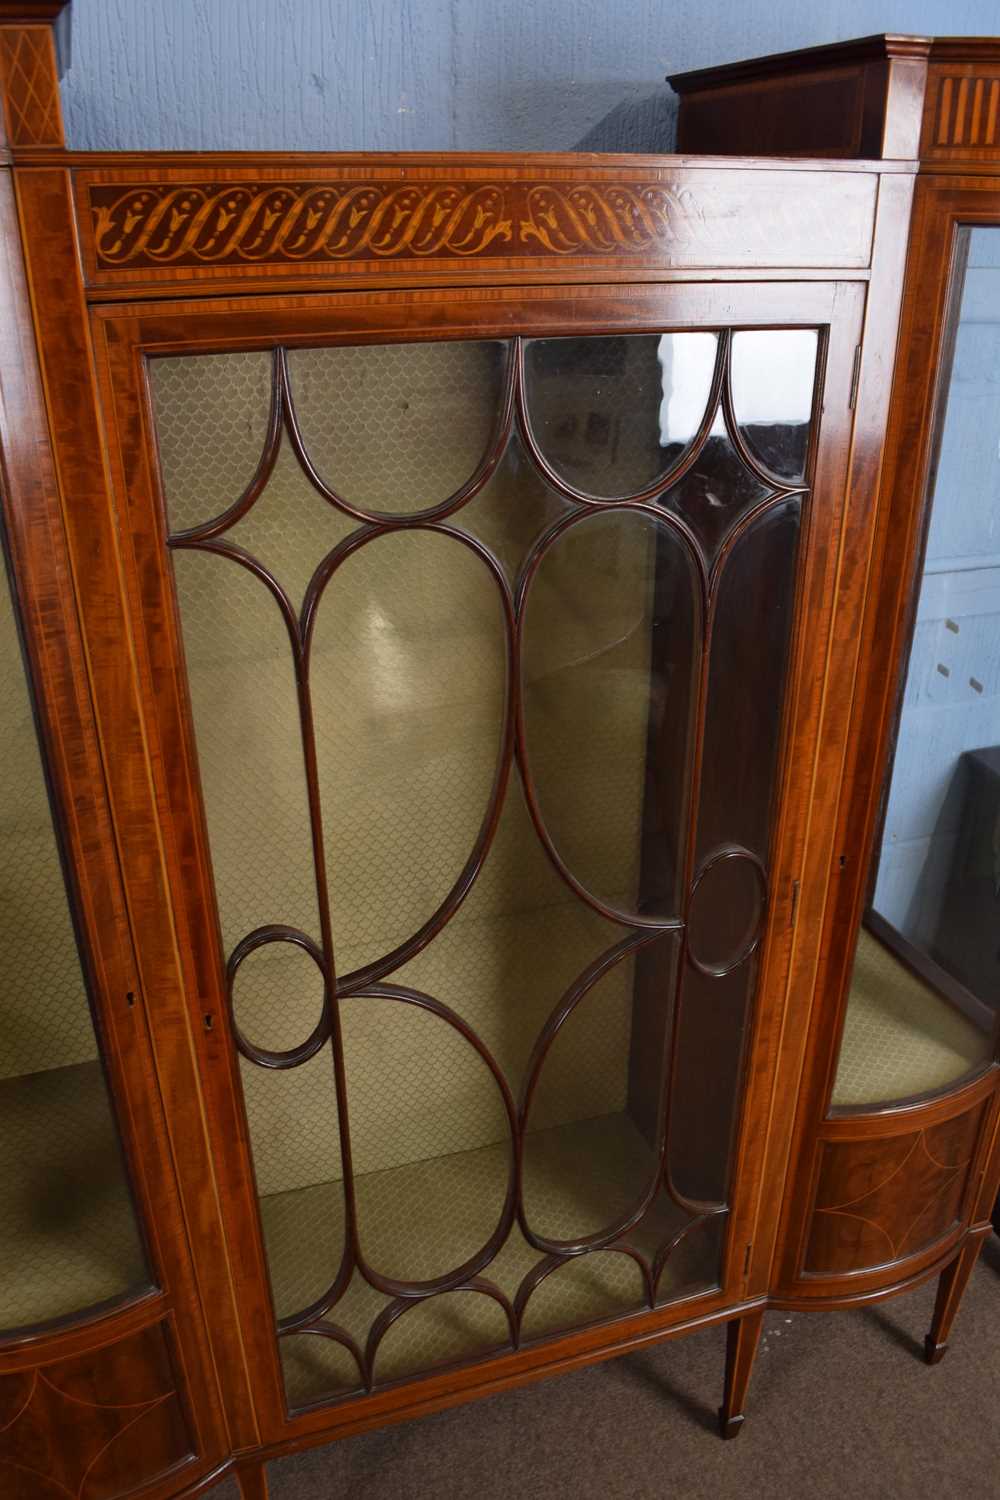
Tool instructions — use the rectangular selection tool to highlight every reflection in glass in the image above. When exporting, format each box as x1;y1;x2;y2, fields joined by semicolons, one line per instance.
698;500;801;863
730;329;818;481
0;544;148;1331
659;430;772;569
150;324;820;1399
523;333;718;496
834;227;1000;1107
687;854;765;976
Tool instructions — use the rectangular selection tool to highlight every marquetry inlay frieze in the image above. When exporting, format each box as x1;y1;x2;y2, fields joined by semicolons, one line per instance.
88;180;707;269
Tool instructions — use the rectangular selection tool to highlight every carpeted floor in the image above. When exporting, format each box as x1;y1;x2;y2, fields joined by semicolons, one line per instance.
212;1235;1000;1500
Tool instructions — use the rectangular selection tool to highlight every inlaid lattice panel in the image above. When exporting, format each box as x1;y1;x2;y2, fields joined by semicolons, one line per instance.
150;326;817;1404
0;26;63;148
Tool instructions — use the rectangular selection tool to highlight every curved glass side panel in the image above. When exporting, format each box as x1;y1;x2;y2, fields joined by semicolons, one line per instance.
0;539;148;1332
833;227;1000;1109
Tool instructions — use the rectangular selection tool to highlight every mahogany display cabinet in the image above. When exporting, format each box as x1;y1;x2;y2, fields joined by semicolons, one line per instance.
1;7;997;1496
671;29;1000;1361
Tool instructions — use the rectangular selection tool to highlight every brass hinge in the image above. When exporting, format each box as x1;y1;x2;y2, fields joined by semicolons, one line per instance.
848;344;863;410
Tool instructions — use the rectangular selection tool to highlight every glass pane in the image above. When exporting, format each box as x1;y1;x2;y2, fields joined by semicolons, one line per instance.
286;341;507;515
730;329;818;481
834;228;1000;1108
523;333;718;497
151;351;274;534
279;1333;363;1411
372;1290;510;1384
695;498;801;863
172;547;320;951
343;996;510;1283
0;543;148;1331
150;325;819;1401
312;529;506;981
521;936;677;1245
459;431;571;586
520;508;698;921
659;428;771;570
669;500;801;1203
519;1252;645;1340
250;1043;346;1319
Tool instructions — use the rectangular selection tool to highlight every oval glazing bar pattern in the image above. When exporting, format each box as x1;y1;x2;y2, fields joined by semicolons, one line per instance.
150;327;819;1412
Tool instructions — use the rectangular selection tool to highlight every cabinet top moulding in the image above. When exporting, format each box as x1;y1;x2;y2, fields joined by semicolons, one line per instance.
670;32;1000;169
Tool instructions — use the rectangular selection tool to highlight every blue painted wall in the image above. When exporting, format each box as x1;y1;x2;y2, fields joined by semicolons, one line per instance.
60;0;1000;154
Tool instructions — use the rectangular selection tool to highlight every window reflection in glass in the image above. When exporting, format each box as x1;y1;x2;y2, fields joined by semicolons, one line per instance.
523;333;717;496
730;329;817;481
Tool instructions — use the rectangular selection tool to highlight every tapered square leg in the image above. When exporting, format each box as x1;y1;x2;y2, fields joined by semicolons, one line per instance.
236;1460;269;1500
719;1309;764;1440
924;1235;985;1365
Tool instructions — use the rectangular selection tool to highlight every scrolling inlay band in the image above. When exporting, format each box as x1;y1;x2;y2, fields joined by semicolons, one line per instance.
90;181;704;268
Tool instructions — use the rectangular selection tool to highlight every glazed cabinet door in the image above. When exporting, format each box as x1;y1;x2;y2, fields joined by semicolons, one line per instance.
93;280;861;1438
